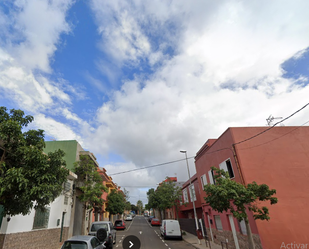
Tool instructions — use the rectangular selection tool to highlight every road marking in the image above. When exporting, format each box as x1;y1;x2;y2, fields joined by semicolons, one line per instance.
165;243;168;246
126;218;134;231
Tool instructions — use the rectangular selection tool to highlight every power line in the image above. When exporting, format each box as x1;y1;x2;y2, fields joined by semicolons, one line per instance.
109;103;309;176
238;120;309;151
109;157;194;176
234;102;309;145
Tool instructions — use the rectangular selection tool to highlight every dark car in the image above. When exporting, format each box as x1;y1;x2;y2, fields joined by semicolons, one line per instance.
148;216;154;222
88;221;116;249
114;220;126;230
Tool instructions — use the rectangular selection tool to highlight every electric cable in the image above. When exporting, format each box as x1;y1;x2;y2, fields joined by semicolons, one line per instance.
108;103;309;176
234;102;309;145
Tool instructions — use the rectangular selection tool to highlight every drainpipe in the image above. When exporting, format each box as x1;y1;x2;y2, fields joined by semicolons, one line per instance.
232;144;245;185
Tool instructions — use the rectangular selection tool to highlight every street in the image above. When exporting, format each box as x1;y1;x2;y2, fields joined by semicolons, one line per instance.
113;216;195;249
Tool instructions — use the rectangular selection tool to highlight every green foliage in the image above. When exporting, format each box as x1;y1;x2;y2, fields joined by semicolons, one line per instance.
136;200;143;214
123;188;130;202
147;177;182;212
106;189;126;215
0;107;69;216
125;201;131;211
130;204;138;213
74;155;107;210
204;167;278;222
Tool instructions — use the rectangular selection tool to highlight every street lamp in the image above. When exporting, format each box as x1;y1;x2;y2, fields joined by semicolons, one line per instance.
180;151;200;243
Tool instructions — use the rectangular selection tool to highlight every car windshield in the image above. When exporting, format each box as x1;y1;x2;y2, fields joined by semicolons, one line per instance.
91;223;108;231
62;241;87;249
115;220;122;225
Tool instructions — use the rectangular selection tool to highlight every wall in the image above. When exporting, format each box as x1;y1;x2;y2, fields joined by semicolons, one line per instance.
0;179;75;248
0;227;69;249
231;126;309;249
44;140;78;171
194;128;260;237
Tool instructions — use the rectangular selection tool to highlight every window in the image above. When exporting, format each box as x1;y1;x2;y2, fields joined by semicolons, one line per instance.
183;188;189;203
179;195;183;205
33;207;50;229
208;170;215;184
91;237;101;248
189;185;196;202
64;195;69;205
214;215;223;231
239;219;247;235
219;159;235;178
62;241;87;249
201;174;207;189
64;181;71;192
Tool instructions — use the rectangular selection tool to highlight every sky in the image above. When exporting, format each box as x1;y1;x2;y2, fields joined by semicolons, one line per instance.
1;0;309;205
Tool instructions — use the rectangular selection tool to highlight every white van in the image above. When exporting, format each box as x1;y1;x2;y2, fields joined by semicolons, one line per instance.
160;220;182;240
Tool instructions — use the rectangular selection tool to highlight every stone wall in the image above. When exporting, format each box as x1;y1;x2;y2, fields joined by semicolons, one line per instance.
0;227;69;249
206;228;263;249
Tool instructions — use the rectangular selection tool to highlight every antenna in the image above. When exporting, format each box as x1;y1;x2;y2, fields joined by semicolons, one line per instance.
266;115;283;126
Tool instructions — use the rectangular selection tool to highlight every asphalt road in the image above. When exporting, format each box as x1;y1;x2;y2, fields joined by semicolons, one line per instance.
113;215;195;249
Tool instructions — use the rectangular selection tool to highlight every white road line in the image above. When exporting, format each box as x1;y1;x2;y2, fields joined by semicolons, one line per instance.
165;243;168;246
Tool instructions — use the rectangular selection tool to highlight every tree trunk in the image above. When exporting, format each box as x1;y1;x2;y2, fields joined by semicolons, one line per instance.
81;205;86;235
245;219;255;249
87;209;93;234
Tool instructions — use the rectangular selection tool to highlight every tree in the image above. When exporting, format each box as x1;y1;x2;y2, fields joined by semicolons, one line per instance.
136;200;143;215
73;155;107;224
0;107;69;216
106;189;126;220
146;178;182;219
130;204;138;214
204;167;278;249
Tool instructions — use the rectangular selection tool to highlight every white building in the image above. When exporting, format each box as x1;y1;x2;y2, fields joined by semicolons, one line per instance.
0;171;77;249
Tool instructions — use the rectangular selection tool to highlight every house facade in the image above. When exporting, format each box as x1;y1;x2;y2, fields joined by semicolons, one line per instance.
0;171;77;249
195;126;309;249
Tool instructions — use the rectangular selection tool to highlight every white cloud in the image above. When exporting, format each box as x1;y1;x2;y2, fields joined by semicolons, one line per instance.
85;0;309;188
33;113;83;142
11;0;73;72
1;0;309;203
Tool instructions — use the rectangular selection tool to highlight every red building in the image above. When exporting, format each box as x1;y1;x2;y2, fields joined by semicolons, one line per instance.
179;174;203;220
195;126;309;249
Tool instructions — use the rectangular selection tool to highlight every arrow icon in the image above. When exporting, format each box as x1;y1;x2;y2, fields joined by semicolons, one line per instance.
129;241;134;248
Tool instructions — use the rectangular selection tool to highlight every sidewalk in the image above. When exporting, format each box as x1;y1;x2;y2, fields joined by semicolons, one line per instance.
182;232;222;249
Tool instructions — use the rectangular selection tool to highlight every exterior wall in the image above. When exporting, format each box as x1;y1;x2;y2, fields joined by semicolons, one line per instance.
179;175;204;220
231;126;309;249
0;188;74;249
44;140;78;171
205;227;263;249
195;129;261;249
0;227;69;249
195;126;309;249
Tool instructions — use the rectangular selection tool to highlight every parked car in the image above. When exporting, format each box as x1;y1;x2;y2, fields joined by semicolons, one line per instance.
114;220;126;230
148;216;154;222
151;218;161;226
88;221;116;249
160;219;182;240
61;235;105;249
125;215;133;221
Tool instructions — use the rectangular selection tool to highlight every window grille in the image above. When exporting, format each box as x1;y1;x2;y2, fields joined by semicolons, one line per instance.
33;207;50;229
